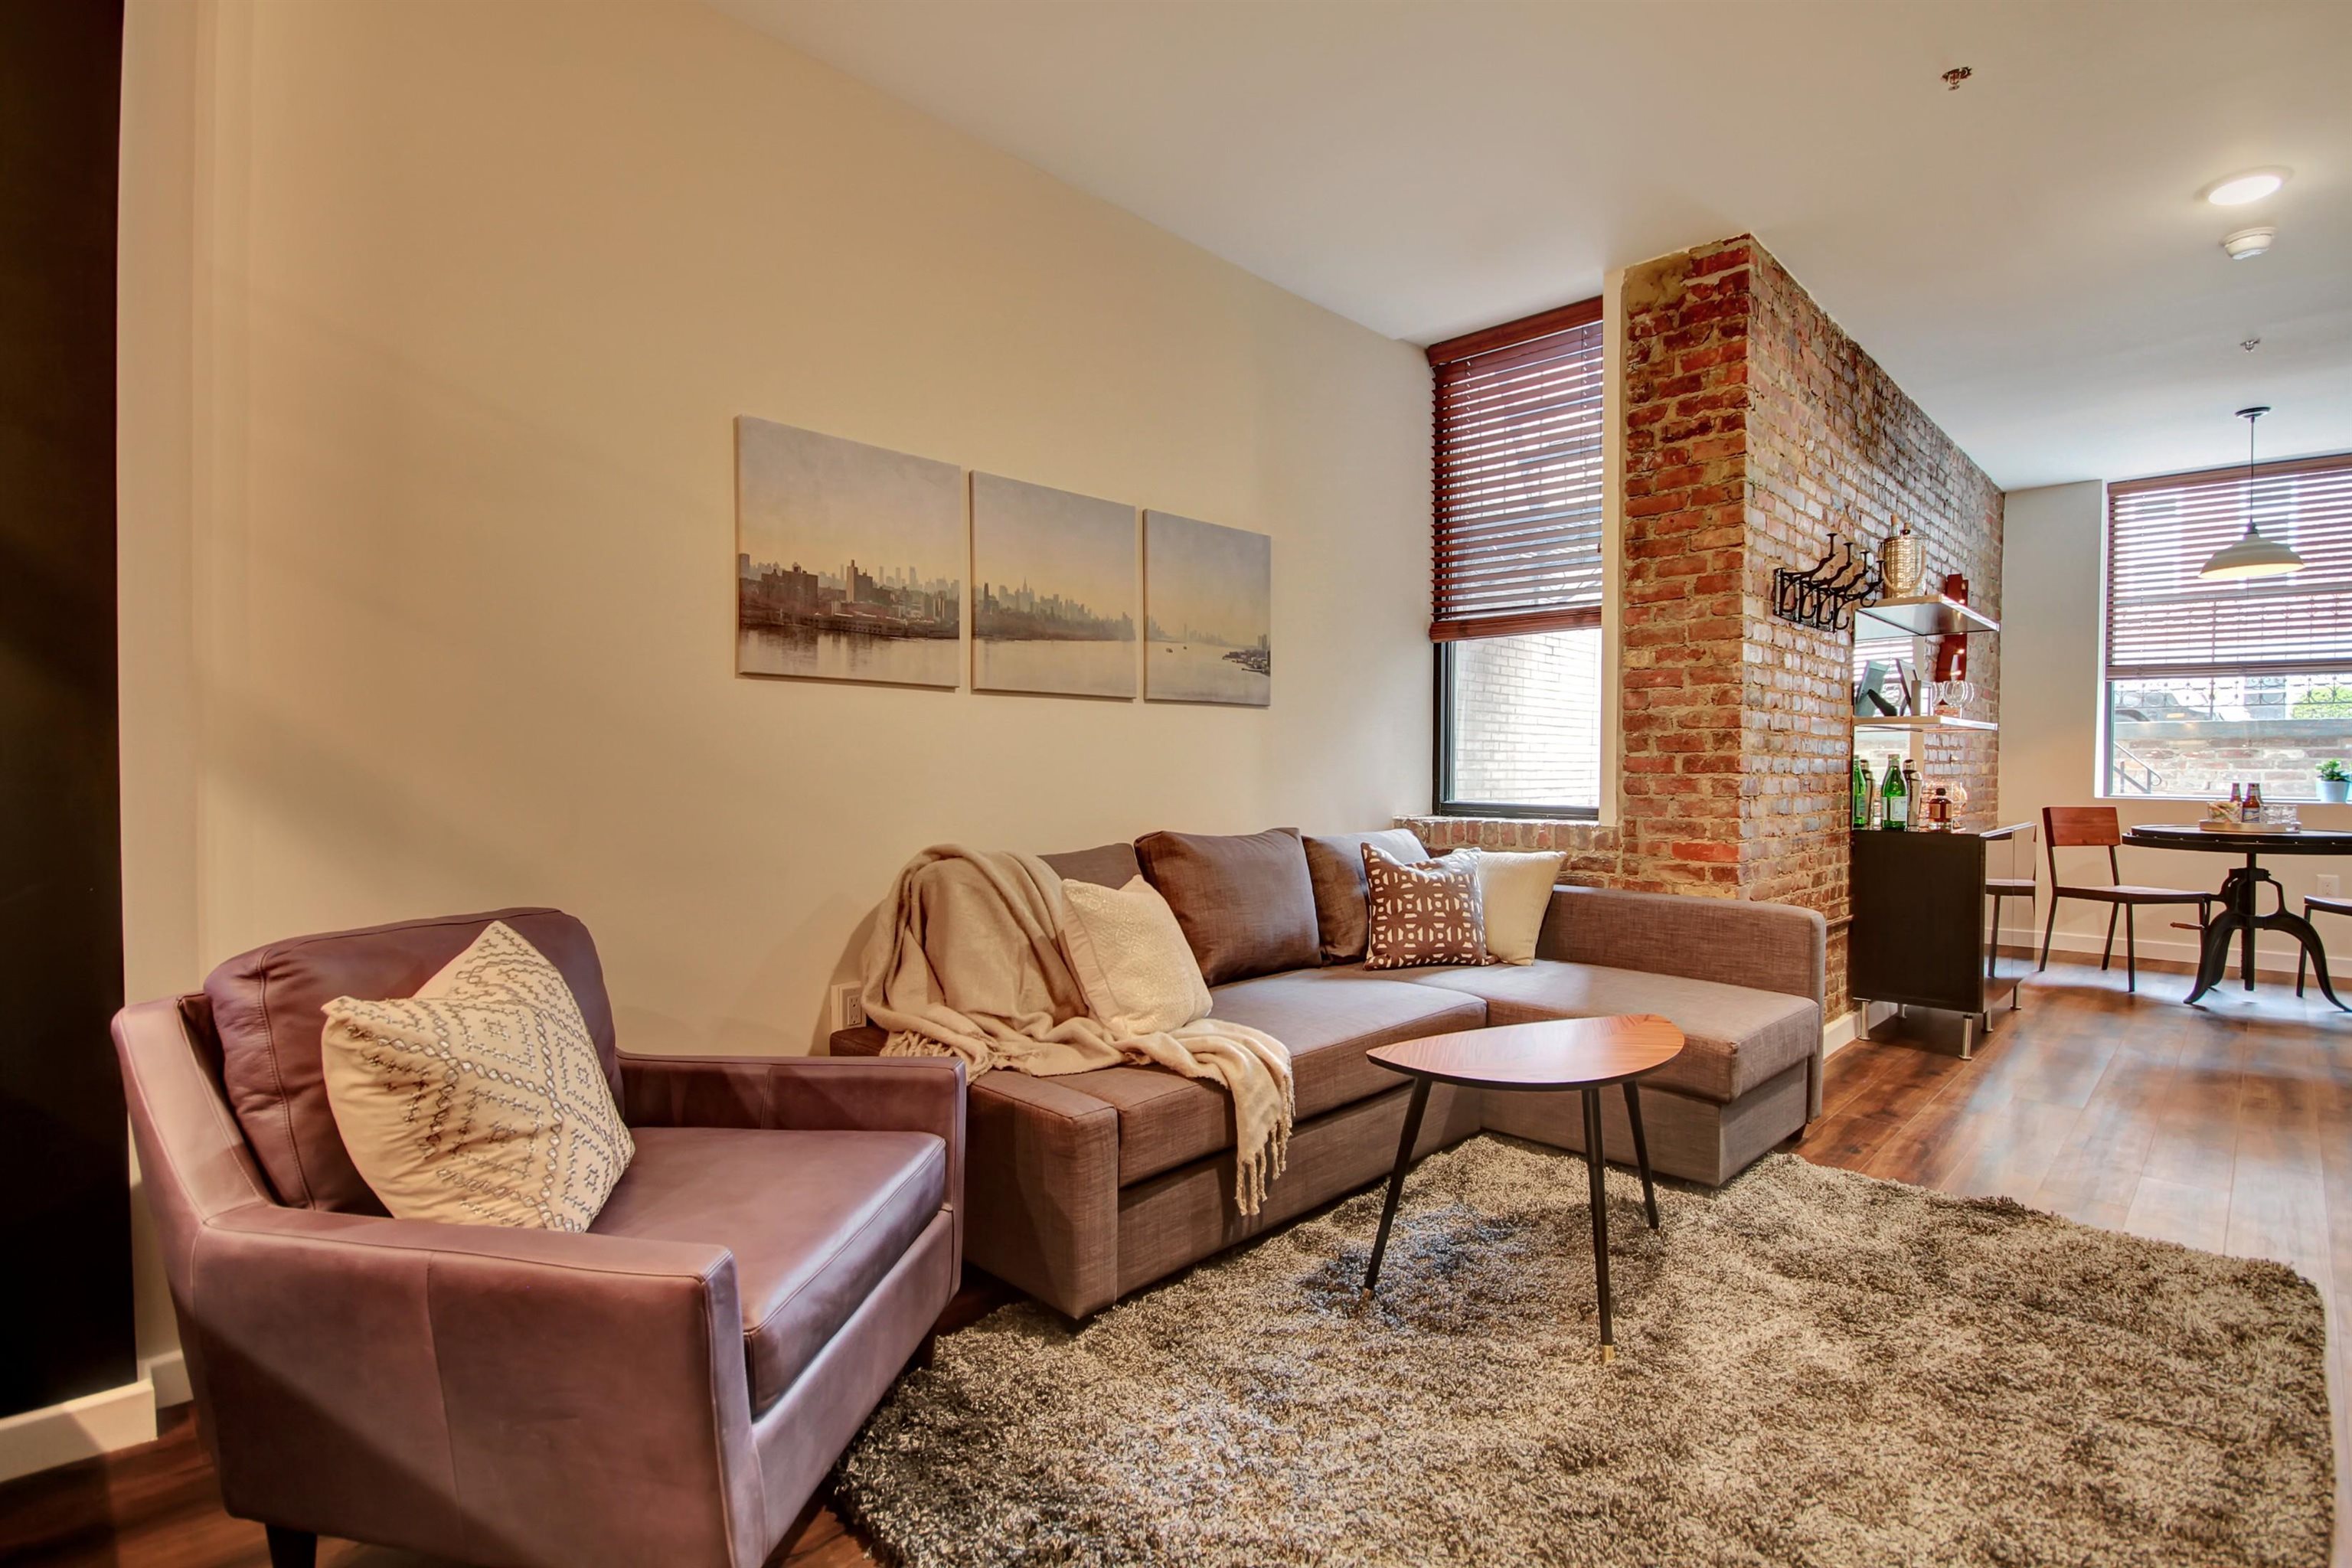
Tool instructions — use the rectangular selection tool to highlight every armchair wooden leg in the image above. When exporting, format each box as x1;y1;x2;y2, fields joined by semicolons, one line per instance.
266;1526;316;1568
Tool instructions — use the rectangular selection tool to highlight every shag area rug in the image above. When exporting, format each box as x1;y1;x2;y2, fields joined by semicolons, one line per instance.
836;1138;2332;1567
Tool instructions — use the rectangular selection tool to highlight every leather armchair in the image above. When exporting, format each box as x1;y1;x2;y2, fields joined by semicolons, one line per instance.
113;909;962;1568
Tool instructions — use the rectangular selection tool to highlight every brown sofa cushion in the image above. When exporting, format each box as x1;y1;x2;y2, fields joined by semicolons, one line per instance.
1405;960;1818;1104
1040;842;1144;889
1135;828;1320;985
207;907;619;1212
1059;968;1485;1184
591;1126;945;1416
1302;829;1430;963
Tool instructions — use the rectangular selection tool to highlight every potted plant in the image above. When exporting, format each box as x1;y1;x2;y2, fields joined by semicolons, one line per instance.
2319;760;2350;803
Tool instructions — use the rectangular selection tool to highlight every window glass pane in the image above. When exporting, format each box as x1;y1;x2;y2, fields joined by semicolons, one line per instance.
1446;628;1602;810
2106;671;2352;800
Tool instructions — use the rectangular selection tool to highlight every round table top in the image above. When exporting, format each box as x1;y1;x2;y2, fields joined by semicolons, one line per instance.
2127;823;2352;854
1367;1014;1685;1091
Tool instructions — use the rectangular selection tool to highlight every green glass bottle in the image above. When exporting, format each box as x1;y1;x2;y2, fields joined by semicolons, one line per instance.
1880;754;1909;831
1851;756;1871;829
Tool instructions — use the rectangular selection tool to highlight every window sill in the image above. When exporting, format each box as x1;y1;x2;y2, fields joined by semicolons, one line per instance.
1396;813;1612;851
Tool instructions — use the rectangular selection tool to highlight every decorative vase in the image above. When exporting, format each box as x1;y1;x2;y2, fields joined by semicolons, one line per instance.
1881;520;1925;598
2320;779;2349;804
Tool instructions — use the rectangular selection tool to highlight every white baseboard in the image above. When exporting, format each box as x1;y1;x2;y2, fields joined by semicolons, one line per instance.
1998;925;2305;977
1823;1000;1897;1057
0;1374;158;1486
143;1348;191;1410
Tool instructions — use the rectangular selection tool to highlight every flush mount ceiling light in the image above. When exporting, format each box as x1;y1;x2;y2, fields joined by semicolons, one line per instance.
2223;227;2277;260
2198;406;2304;580
2203;168;2288;206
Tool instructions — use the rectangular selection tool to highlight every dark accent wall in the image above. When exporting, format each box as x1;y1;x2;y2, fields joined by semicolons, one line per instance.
0;0;132;1417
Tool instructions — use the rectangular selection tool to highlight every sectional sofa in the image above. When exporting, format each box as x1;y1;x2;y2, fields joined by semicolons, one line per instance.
833;828;1827;1320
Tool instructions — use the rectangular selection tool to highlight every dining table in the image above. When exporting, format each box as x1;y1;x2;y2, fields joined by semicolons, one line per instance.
2122;823;2352;1010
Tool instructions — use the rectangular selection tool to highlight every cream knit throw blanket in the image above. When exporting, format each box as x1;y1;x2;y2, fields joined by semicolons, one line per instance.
861;845;1295;1214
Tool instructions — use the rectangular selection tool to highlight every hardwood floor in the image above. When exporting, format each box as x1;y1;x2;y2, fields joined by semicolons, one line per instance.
8;957;2347;1566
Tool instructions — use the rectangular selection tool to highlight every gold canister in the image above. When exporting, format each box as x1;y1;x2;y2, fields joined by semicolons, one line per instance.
1881;519;1925;598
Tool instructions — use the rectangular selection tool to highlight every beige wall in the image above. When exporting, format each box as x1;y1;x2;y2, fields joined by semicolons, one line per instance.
1998;480;2352;970
119;0;1432;1085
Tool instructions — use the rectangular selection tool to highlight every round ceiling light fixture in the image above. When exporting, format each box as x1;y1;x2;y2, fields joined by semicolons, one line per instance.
2223;227;2278;260
2203;168;2288;206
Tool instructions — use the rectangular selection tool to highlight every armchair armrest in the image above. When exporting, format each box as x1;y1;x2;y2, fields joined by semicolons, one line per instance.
619;1052;966;1265
1536;885;1826;1012
189;1207;758;1566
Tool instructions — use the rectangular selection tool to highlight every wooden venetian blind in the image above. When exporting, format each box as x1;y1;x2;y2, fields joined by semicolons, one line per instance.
2106;451;2352;680
1428;297;1606;642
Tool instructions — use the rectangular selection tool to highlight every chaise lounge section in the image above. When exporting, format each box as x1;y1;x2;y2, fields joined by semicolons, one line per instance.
834;831;1825;1320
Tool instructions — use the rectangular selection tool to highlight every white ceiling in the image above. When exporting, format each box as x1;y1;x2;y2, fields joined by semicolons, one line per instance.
716;0;2351;492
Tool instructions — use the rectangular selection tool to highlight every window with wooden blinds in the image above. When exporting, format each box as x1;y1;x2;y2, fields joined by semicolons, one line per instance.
1428;298;1606;642
2106;452;2352;681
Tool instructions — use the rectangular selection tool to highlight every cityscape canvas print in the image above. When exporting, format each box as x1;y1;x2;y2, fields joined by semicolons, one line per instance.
1144;511;1272;707
736;417;963;688
971;474;1138;698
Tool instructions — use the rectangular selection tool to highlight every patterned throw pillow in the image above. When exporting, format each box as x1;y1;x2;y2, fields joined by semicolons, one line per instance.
1361;844;1492;970
319;921;635;1231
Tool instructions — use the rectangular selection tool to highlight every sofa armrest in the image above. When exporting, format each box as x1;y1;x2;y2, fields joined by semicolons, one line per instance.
190;1207;757;1565
962;1070;1120;1320
1536;885;1826;1012
620;1053;966;1265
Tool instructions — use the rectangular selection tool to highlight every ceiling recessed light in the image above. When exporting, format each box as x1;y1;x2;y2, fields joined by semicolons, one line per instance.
2203;168;2288;207
2223;227;2277;260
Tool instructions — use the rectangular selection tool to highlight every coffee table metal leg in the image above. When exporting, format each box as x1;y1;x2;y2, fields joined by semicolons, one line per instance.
1582;1086;1614;1360
1622;1080;1659;1230
1362;1076;1431;1294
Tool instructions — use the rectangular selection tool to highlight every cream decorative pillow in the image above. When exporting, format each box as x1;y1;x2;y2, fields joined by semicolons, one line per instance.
320;922;634;1231
1060;875;1214;1036
1462;848;1566;965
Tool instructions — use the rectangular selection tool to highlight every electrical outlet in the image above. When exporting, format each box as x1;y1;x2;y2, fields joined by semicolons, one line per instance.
2318;874;2343;900
831;982;866;1032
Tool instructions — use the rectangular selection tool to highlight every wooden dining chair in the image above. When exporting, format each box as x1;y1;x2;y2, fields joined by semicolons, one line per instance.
2038;805;2216;993
2298;895;2352;995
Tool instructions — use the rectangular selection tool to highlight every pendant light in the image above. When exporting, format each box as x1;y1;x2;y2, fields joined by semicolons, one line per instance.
2197;406;2304;580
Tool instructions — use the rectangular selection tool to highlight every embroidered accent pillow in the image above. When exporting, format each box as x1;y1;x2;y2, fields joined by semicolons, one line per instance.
1361;844;1492;970
1060;874;1214;1036
320;921;634;1231
1458;847;1566;965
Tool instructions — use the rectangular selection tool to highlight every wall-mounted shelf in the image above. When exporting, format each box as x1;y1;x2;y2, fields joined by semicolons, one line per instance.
1855;596;2000;638
1854;714;1997;733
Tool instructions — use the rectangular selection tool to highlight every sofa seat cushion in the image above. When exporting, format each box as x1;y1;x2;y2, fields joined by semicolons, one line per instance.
1068;970;1486;1185
591;1126;944;1416
1403;961;1818;1104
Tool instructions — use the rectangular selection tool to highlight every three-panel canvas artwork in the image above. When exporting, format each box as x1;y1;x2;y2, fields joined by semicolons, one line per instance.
734;416;1272;706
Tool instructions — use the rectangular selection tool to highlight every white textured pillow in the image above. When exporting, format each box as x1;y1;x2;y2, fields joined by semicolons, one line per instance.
1060;875;1214;1036
320;922;634;1231
1463;848;1566;965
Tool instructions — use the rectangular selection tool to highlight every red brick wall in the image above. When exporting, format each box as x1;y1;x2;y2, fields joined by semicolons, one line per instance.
1406;234;2004;1013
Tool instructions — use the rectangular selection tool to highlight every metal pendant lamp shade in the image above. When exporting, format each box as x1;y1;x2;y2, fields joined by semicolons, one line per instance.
2199;406;2305;580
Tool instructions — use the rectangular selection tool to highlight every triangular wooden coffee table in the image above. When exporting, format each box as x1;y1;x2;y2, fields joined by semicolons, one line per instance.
1362;1014;1686;1361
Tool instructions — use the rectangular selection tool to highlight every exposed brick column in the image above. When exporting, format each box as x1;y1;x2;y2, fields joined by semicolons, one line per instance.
1615;239;1755;895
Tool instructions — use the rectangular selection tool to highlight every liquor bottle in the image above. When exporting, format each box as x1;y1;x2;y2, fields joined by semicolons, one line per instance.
1851;756;1871;830
1880;755;1909;831
2246;782;2265;817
